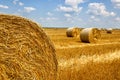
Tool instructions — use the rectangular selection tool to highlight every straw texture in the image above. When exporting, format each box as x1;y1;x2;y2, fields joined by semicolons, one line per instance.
0;14;58;80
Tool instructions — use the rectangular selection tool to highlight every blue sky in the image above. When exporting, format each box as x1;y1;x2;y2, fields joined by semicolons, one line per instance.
0;0;120;28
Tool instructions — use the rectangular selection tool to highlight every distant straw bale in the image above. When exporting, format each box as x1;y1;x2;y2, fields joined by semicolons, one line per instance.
106;28;112;34
80;28;101;43
0;14;57;80
66;27;80;37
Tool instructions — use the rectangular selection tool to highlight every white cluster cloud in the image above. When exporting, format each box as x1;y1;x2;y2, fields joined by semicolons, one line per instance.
87;3;116;17
111;0;120;8
58;6;73;12
40;17;57;22
58;6;82;13
57;0;85;14
13;0;18;4
65;0;84;8
46;17;57;21
64;13;72;17
56;0;86;24
13;0;24;6
90;16;100;21
13;0;36;13
24;7;36;13
19;2;24;6
0;4;9;9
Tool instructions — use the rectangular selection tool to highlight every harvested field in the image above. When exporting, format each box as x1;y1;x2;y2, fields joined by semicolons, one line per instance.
57;50;120;80
0;14;120;80
44;28;120;80
1;0;120;79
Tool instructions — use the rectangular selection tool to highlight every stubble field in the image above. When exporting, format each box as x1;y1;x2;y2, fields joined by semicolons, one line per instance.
44;28;120;80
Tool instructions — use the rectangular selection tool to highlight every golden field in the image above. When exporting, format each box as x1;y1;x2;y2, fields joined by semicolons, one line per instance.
44;28;120;80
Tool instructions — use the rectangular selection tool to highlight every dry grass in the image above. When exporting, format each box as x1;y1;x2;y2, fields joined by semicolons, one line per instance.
44;28;120;80
57;50;120;80
56;43;120;60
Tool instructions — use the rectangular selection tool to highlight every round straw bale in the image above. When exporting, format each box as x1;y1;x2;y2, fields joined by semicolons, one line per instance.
80;28;101;43
106;28;112;34
0;14;57;80
66;27;80;37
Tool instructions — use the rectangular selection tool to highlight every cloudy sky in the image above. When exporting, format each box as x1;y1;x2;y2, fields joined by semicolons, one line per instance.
0;0;120;28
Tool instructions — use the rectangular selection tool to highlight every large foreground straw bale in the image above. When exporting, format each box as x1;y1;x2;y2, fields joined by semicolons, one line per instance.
80;28;101;43
0;14;57;80
66;27;80;37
